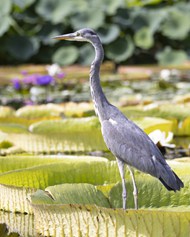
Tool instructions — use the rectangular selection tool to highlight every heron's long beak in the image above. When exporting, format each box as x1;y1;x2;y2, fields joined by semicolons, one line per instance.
52;33;76;41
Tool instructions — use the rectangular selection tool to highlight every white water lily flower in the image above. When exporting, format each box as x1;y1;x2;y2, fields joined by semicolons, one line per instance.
160;69;171;81
149;129;175;148
46;64;62;76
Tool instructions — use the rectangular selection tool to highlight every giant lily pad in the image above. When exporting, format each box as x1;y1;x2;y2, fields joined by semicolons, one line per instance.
31;183;110;207
29;159;190;237
16;104;64;119
0;106;15;118
32;204;190;237
0;155;118;213
134;27;154;49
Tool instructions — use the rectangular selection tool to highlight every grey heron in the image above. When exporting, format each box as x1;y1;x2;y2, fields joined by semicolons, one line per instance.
53;28;184;210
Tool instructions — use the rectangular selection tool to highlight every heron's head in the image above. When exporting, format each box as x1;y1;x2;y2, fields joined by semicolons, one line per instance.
53;28;99;44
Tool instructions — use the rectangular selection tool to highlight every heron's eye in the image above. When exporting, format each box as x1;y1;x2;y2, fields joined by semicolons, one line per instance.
76;32;80;37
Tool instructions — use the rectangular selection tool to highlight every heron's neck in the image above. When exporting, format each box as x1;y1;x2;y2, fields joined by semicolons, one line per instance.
90;41;109;121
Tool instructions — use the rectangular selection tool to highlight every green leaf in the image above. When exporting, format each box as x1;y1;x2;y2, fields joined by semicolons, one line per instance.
0;106;15;118
98;24;120;44
35;0;74;24
78;44;95;66
6;36;39;61
135;117;172;134
0;15;12;37
29;117;100;134
156;47;188;66
32;204;190;237
109;173;189;208
161;8;190;40
134;27;154;49
106;36;134;62
0;156;118;189
0;155;69;174
31;183;110;207
100;0;124;15
125;0;163;7
16;104;64;119
0;0;12;15
12;0;35;9
52;46;79;66
0;123;28;134
71;9;105;30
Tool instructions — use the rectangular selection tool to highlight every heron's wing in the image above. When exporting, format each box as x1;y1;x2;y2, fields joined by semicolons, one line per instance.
101;117;167;177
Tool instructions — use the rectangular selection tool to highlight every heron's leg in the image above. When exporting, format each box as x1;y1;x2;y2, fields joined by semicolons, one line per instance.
116;158;127;210
127;165;138;210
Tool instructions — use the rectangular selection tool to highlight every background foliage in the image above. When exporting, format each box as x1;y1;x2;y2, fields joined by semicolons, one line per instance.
0;0;190;65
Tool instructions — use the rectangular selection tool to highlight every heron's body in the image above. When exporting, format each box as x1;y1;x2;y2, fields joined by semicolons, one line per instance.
53;28;184;209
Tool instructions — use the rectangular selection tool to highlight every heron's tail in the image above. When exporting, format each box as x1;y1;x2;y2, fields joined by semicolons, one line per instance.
159;171;184;191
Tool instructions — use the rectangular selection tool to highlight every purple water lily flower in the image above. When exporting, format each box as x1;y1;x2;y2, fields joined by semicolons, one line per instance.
57;72;65;79
21;70;28;76
12;78;21;90
36;75;54;86
23;74;39;85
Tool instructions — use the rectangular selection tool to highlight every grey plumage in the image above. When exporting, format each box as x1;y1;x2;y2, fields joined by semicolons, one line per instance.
53;28;184;209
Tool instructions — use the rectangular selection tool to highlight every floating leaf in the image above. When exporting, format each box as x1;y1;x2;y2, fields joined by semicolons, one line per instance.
78;44;95;65
16;104;64;119
126;0;163;7
161;8;190;40
71;9;105;30
109;173;189;208
106;36;134;62
35;0;73;23
52;46;79;66
31;202;190;236
100;0;123;15
6;36;39;61
31;183;110;207
0;15;12;37
98;24;120;44
156;47;188;66
0;123;28;134
0;155;69;174
0;106;15;118
112;8;131;28
29;117;100;134
134;27;154;49
12;0;35;8
0;0;12;15
0;156;113;213
0;156;118;189
135;117;172;134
